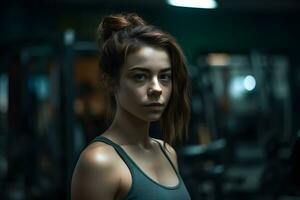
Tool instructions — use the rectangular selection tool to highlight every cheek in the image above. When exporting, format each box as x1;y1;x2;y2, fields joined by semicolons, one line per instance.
165;84;172;101
117;83;144;104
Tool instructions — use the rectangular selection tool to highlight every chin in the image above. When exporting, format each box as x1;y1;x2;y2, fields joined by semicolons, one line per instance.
143;114;162;122
128;108;163;122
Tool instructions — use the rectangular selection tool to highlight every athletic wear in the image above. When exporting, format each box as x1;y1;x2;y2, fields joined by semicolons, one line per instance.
91;136;191;200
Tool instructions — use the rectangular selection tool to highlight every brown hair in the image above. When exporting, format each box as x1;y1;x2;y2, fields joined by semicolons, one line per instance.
97;13;190;145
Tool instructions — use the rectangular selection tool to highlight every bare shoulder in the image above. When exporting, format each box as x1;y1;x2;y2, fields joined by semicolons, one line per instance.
71;142;121;200
153;138;179;170
76;142;121;176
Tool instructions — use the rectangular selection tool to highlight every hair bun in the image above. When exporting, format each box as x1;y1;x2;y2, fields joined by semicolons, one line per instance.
97;13;146;45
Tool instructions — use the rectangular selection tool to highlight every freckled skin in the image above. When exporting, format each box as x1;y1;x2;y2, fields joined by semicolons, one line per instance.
115;46;172;122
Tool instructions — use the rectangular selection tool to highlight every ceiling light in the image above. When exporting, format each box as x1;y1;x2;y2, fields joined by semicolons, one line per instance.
167;0;218;9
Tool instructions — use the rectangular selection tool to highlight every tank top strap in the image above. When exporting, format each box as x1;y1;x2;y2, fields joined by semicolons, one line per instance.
91;135;135;168
152;139;179;175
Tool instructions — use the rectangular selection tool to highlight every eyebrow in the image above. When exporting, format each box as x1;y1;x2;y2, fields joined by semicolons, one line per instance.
129;67;171;73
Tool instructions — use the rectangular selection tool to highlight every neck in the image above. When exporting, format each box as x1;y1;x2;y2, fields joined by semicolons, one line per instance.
105;106;152;148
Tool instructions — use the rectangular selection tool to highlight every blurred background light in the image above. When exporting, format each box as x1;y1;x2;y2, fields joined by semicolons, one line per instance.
244;75;256;91
229;75;256;99
207;53;230;66
167;0;218;9
229;76;246;99
28;75;50;101
64;29;75;45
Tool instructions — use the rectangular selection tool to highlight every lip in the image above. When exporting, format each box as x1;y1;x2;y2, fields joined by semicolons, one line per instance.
144;102;164;107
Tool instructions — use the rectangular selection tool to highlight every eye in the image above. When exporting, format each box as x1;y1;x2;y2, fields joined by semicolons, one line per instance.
133;73;147;82
159;73;172;82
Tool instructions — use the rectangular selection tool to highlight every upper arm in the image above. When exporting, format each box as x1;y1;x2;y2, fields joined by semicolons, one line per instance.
71;145;120;200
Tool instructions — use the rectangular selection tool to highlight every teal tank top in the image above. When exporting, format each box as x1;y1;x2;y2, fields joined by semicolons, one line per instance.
91;136;191;200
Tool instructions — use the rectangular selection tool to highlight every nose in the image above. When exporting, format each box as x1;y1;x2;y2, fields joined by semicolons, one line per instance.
147;77;162;97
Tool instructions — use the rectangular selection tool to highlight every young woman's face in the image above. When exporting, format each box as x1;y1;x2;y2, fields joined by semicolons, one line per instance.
115;46;172;122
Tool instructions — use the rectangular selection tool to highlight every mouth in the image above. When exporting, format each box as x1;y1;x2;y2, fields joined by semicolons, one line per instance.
144;102;164;107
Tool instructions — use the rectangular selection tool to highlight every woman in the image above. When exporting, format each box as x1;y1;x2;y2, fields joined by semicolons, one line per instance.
71;13;191;200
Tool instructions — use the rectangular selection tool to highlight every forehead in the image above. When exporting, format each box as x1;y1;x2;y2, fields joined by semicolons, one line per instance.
124;46;171;72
